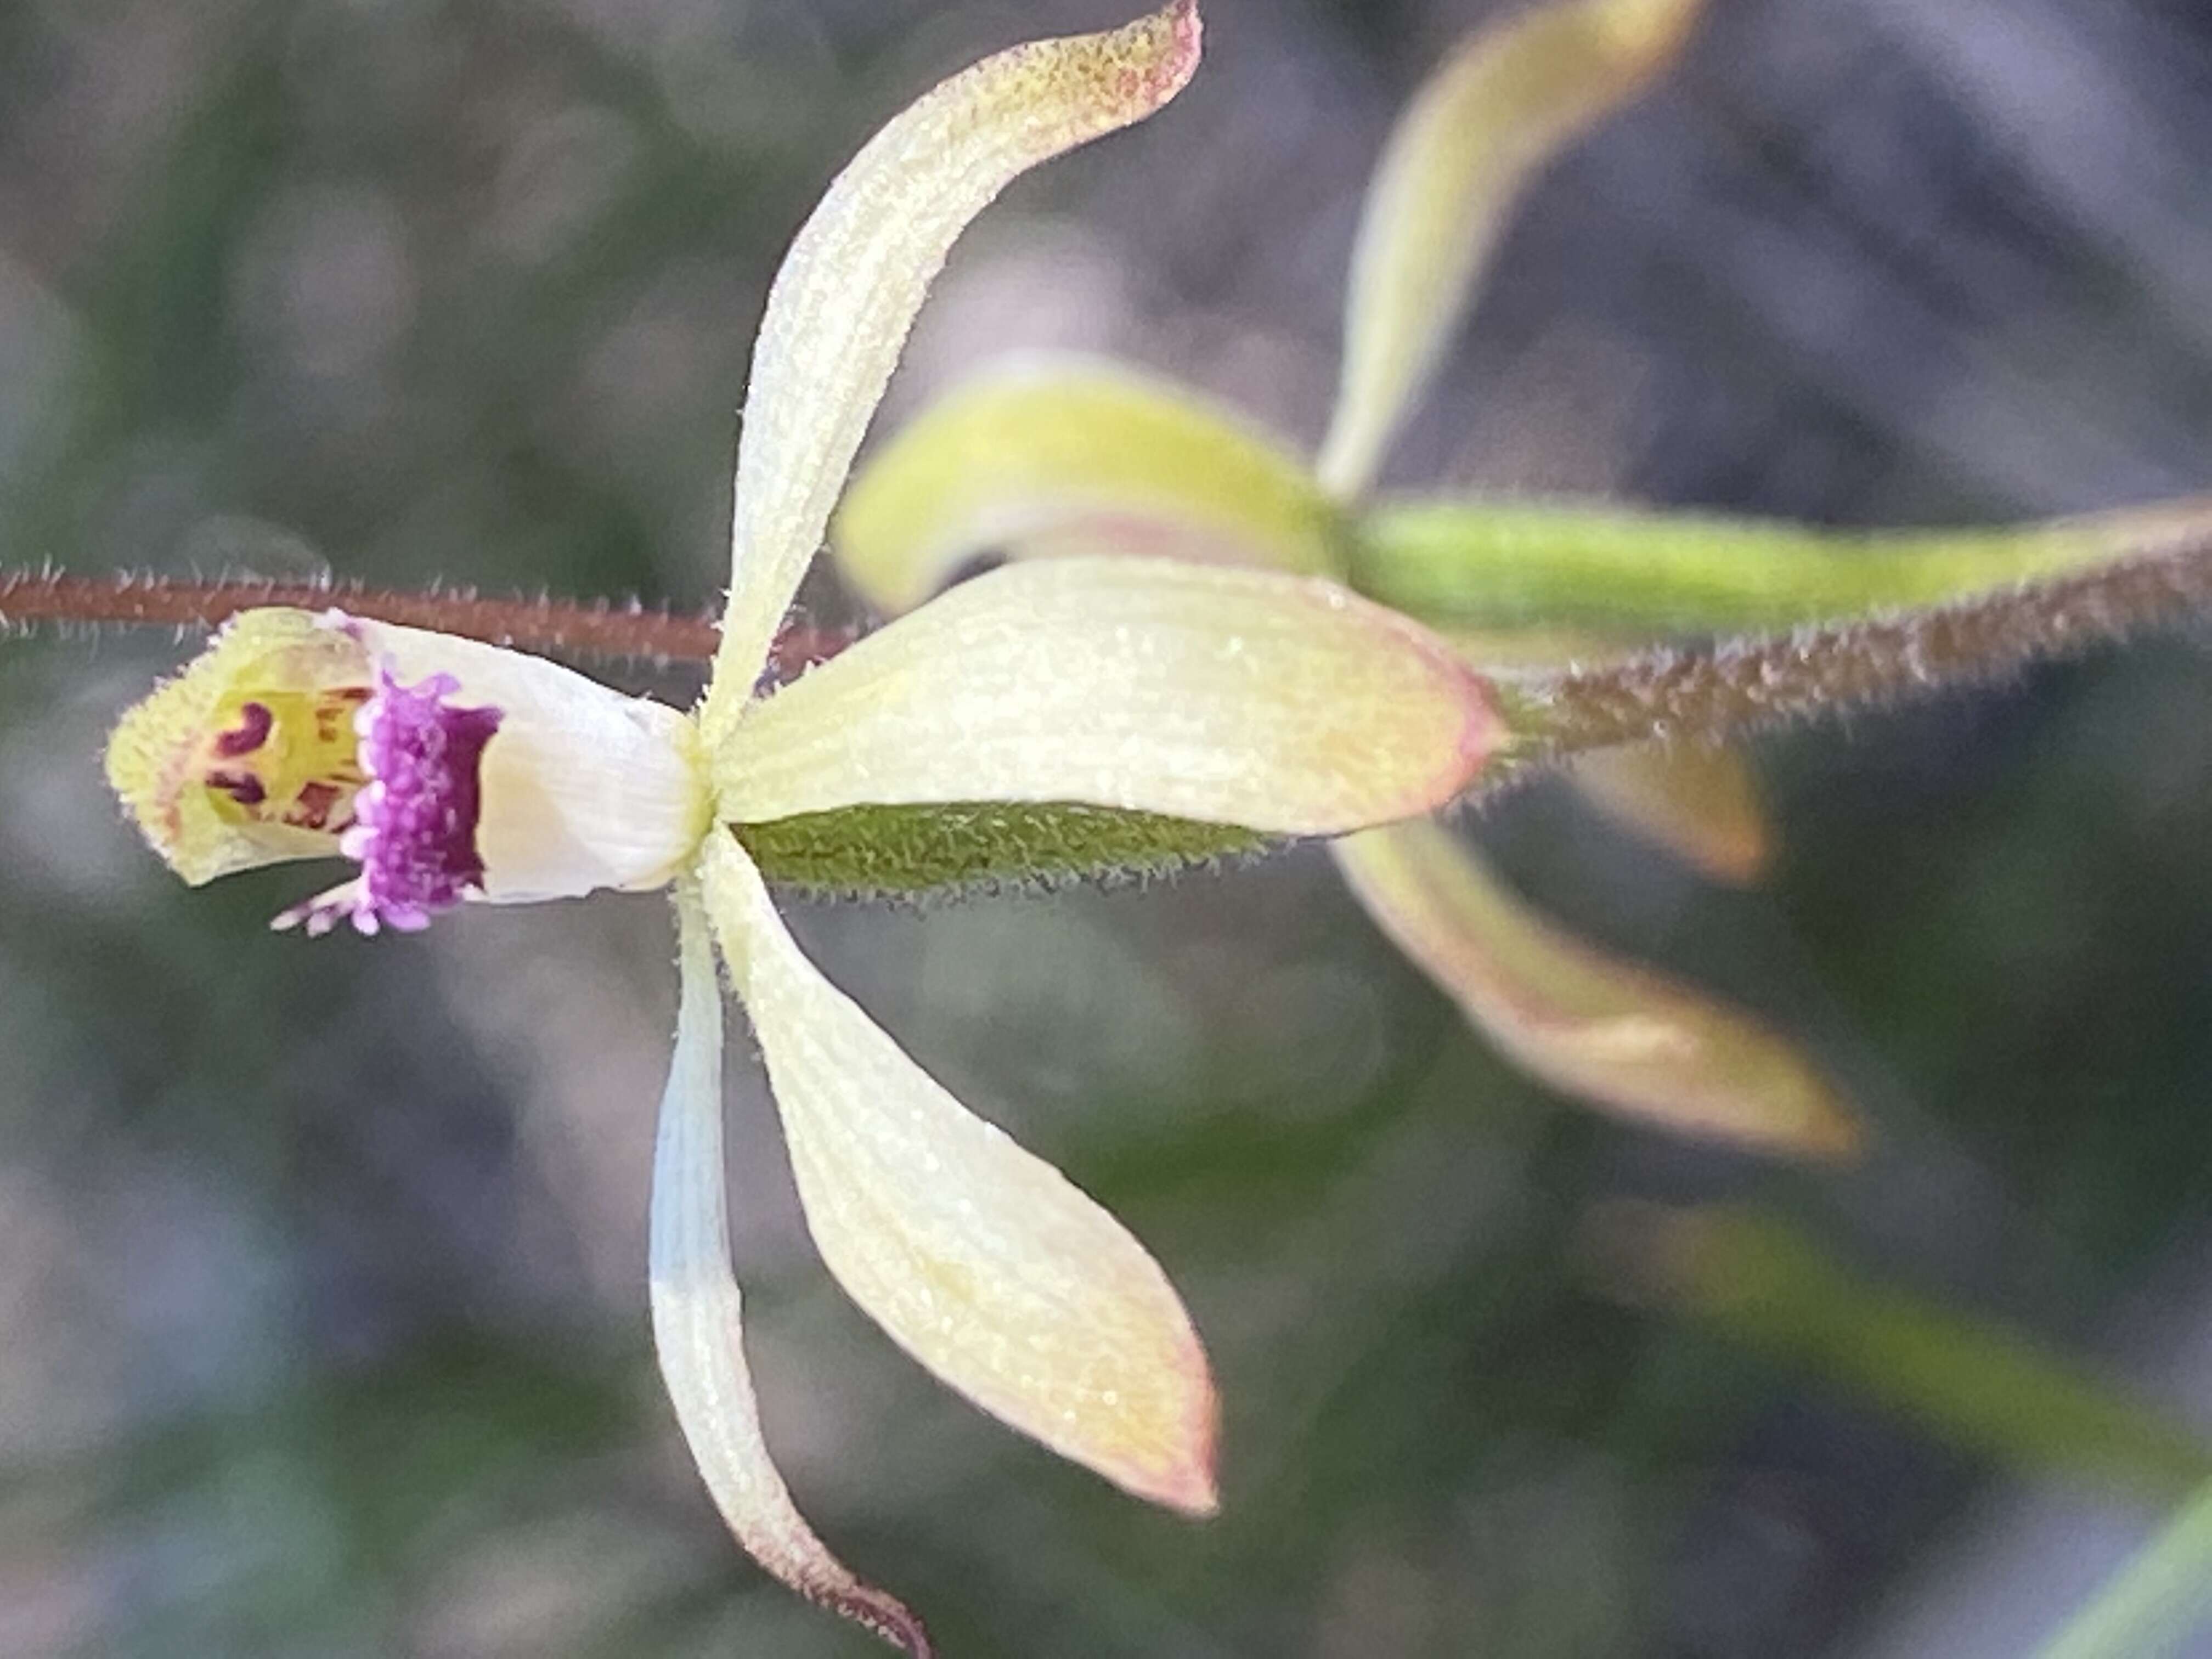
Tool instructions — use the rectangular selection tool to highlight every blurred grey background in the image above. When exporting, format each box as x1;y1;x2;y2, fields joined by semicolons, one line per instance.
5;1;2212;1654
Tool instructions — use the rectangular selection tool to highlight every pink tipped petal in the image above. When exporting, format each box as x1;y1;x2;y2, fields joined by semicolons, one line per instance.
715;558;1502;836
706;2;1204;726
1317;0;1705;496
1570;742;1770;884
700;830;1218;1515
650;884;933;1656
833;355;1340;614
1333;819;1860;1160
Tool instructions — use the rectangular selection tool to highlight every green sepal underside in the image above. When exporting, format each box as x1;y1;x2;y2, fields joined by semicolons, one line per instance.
1355;498;2212;634
732;800;1273;899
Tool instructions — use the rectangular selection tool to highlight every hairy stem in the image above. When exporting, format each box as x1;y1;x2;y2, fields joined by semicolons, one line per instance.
1498;538;2212;769
0;569;853;684
1356;496;2212;634
13;534;2212;772
0;569;719;655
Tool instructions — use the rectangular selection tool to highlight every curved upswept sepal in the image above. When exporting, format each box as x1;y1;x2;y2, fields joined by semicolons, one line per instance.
702;830;1218;1515
1317;0;1705;496
715;558;1502;836
833;356;1342;614
707;2;1204;730
1333;819;1859;1159
650;883;932;1656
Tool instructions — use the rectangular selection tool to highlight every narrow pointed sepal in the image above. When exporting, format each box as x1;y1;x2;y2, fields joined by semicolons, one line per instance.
715;558;1501;837
707;1;1204;721
701;830;1219;1515
650;881;933;1656
1333;820;1859;1159
1317;0;1705;496
833;356;1341;614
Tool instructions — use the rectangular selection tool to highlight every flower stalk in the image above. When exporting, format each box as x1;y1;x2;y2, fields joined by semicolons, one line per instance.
0;566;870;685
26;522;2212;821
1493;533;2212;772
0;567;720;659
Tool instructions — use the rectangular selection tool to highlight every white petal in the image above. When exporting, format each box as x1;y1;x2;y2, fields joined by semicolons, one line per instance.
703;2;1204;727
356;620;709;902
649;879;930;1654
714;558;1500;836
701;829;1218;1514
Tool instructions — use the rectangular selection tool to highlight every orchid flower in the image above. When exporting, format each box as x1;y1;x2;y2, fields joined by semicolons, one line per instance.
97;6;1510;1650
832;0;2212;1158
830;0;1870;1159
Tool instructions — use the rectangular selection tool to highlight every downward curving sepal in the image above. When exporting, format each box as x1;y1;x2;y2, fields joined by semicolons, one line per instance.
648;881;932;1656
715;558;1501;836
701;830;1218;1515
1333;819;1858;1159
707;1;1204;726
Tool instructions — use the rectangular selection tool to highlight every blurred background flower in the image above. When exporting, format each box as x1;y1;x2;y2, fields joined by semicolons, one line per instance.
5;1;2212;1655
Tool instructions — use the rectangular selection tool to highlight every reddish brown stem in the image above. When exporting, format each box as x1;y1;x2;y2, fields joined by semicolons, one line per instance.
1502;537;2212;766
0;569;853;680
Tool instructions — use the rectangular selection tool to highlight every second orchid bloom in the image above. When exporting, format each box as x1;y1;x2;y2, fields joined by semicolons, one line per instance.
102;5;1511;1652
831;0;1875;1161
